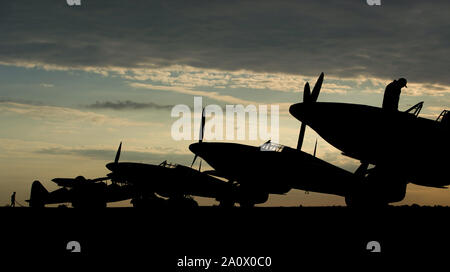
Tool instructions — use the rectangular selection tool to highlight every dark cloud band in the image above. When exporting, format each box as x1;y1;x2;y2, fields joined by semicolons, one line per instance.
0;0;449;85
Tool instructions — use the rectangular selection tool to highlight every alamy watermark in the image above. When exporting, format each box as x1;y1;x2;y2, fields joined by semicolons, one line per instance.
66;241;81;253
366;0;381;6
171;97;280;143
66;0;81;6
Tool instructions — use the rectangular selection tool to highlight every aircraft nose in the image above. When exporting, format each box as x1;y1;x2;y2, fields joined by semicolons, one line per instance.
289;102;308;122
105;162;115;171
189;143;201;155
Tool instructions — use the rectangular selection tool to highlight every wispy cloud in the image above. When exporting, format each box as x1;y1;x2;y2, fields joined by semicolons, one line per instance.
39;83;54;88
0;101;155;127
85;100;174;110
129;82;293;115
124;66;357;94
129;82;260;105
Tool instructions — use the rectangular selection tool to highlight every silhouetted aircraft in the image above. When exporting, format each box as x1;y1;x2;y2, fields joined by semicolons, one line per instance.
27;176;133;208
103;142;239;207
289;73;450;205
190;140;366;207
188;76;388;207
28;142;242;208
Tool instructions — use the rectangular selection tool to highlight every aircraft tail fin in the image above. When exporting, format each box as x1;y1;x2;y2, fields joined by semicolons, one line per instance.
27;180;49;207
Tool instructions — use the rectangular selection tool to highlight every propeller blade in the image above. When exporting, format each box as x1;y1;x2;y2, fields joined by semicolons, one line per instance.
313;139;317;157
114;142;122;164
296;123;307;150
191;108;205;168
199;108;205;143
296;73;324;151
311;72;324;102
191;154;198;168
303;82;311;103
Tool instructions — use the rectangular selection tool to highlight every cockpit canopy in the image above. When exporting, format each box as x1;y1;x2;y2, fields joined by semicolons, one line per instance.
259;140;285;152
158;160;177;168
437;110;449;129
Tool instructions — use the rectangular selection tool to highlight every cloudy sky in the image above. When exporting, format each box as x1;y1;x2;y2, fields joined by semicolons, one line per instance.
0;0;449;207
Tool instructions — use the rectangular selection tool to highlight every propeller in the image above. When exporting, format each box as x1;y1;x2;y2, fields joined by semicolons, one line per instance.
191;108;206;169
199;108;205;143
115;142;122;164
107;142;125;184
313;139;318;157
190;156;198;168
311;72;324;102
296;72;324;151
303;82;311;104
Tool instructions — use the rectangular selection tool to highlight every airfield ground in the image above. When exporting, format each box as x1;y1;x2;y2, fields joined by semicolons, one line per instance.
0;206;448;263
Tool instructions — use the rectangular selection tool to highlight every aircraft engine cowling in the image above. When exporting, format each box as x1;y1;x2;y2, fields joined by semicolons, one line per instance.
345;167;408;207
236;191;269;206
345;185;406;207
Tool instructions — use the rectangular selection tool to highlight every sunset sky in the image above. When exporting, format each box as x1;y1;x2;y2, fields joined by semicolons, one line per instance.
0;0;449;207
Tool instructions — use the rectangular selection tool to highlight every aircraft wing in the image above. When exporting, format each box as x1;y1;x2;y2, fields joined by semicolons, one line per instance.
52;176;109;187
52;178;77;187
421;185;448;189
201;170;233;180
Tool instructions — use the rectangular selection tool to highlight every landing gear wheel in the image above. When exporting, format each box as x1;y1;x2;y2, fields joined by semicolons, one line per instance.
168;196;198;208
218;199;234;208
131;195;167;208
239;201;255;208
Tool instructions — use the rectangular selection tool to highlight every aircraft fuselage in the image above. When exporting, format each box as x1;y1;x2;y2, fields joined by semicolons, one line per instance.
189;142;358;197
289;102;450;187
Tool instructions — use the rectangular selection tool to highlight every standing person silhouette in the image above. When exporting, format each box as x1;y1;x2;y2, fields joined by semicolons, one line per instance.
10;192;16;207
382;78;407;111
